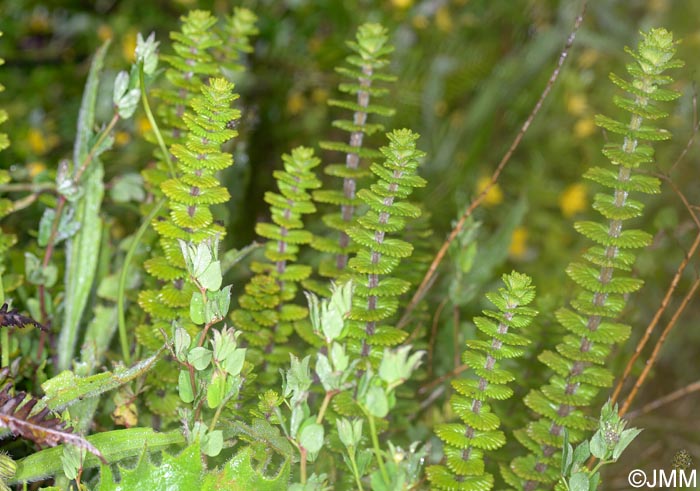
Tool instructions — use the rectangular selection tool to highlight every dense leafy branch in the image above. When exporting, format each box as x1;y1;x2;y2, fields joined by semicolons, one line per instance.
505;28;683;491
310;23;396;287
427;272;537;491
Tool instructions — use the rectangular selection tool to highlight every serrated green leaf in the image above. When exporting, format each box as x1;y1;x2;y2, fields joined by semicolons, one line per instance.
97;443;201;491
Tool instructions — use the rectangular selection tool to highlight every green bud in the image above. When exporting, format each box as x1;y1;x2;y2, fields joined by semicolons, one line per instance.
135;32;159;75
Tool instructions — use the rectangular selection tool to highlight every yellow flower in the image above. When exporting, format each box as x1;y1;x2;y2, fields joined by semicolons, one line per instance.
27;128;47;155
29;11;50;33
559;183;588;218
566;94;588;116
476;176;503;206
391;0;413;8
286;91;306;115
311;88;329;105
435;6;453;32
412;15;429;30
115;131;131;147
648;0;669;12
578;49;600;69
98;24;113;42
27;161;46;178
574;117;596;139
110;222;126;239
508;227;528;259
122;29;137;63
136;116;152;136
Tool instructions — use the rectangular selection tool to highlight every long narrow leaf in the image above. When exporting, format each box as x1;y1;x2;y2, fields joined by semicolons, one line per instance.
10;428;185;484
42;349;163;410
57;41;110;371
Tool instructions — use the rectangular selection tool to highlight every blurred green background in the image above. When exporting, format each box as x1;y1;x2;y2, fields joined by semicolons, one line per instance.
1;0;699;480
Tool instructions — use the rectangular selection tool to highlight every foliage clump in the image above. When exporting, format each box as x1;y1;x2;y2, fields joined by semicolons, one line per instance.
0;6;694;491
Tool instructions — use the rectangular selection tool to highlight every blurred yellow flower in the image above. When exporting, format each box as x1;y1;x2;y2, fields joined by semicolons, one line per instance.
578;49;600;69
27;161;46;178
136;116;152;136
412;15;429;29
435;6;453;32
28;128;48;155
115;131;131;147
391;0;413;8
27;128;57;156
476;176;503;206
110;221;126;239
286;91;306;115
559;183;588;218
509;227;528;259
649;0;669;12
311;88;329;104
29;11;50;33
574;118;596;139
566;94;588;116
122;29;137;62
98;24;114;42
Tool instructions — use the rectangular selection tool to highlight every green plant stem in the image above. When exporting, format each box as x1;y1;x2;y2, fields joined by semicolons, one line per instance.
74;114;119;182
117;198;165;366
300;446;307;484
347;449;365;491
366;413;389;486
316;389;338;425
208;406;224;433
0;182;55;193
139;63;175;178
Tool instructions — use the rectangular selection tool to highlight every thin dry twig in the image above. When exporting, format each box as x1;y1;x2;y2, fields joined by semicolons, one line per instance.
453;305;460;369
619;276;700;416
397;3;588;330
668;87;698;174
426;298;448;378
610;166;700;404
626;379;700;419
418;363;469;395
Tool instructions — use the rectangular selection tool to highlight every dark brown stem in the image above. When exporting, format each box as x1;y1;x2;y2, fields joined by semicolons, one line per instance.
427;298;448;377
626;379;700;419
610;232;700;404
619;277;700;416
